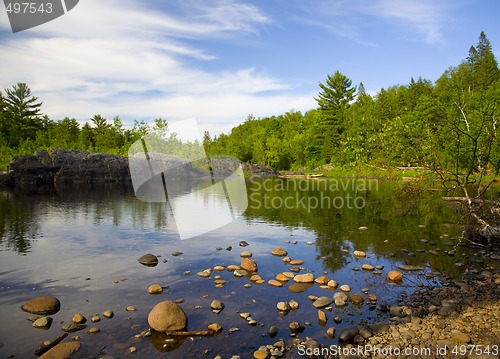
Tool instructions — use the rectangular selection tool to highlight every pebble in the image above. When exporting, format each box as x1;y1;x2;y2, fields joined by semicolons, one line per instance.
326;327;335;338
148;284;163;294
318;309;327;322
239;241;249;247
210;300;224;313
253;349;269;359
293;273;314;283
272;247;288;256
197;270;212;278
21;296;61;315
207;323;222;333
268;280;283;287
240;251;252;258
137;253;158;266
353;250;366;257
275;273;289;282
289;259;304;265
362;264;374;271
289;299;299;310
350;293;364;304
126;306;136;312
388;271;403;282
72;313;86;324
86;327;100;334
240;258;258;273
269;326;278;337
33;316;51;328
103;310;114;318
339;284;351;292
277;302;291;311
313;296;333;308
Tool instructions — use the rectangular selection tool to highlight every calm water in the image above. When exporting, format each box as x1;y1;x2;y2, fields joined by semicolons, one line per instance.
0;178;479;358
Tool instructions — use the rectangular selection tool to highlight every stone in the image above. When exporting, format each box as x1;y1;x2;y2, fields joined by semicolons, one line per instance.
61;323;86;332
268;280;283;287
334;292;348;301
339;327;359;342
388;271;403;282
327;279;338;288
289;299;299;310
214;265;225;271
362;264;374;271
148;301;187;332
39;342;81;359
350;293;364;305
276;273;289;282
72;313;86;324
253;349;269;359
305;338;320;351
86;327;100;334
314;276;329;285
33;316;51;328
148;283;163;294
239;241;249;247
240;258;258;273
21;296;60;315
334;298;346;307
451;331;471;343
208;323;222;333
171;251;183;256
326;327;335;338
138;253;158;267
269;326;278;337
293;273;314;283
313;296;333;308
126;306;136;312
227;265;240;271
339;284;351;292
289;259;304;265
103;310;113;318
240;251;252;258
353;250;366;257
288;321;302;332
91;316;100;323
398;265;424;271
358;226;368;231
272;247;288;256
318;310;327;323
233;269;248;277
277;302;291;311
282;256;291;263
197;271;211;278
210;300;225;313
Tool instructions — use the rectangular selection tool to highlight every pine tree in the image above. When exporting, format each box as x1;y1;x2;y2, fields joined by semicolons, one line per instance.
472;31;499;90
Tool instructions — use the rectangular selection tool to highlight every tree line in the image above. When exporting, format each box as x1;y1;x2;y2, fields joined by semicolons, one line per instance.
1;31;499;176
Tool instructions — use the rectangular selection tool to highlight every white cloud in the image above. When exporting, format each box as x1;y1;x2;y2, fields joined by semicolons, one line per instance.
0;0;305;134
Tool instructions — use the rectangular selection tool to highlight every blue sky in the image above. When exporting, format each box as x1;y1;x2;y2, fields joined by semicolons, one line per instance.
1;0;499;135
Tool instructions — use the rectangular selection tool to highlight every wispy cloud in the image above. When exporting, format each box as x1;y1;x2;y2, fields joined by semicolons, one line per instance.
0;0;302;132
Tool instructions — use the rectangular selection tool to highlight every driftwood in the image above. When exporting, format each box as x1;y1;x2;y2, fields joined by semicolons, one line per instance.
34;333;68;356
164;330;215;337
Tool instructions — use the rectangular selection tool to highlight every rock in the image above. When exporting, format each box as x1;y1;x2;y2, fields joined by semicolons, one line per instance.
21;296;60;315
148;284;163;294
305;338;320;351
334;298;346;307
318;310;327;322
103;310;113;318
358;226;368;231
240;251;252;258
339;327;359;342
276;273;289;282
277;302;291;311
227;265;240;271
91;316;100;323
289;299;299;310
269;326;278;337
362;264;374;271
334;292;348;301
288;321;302;332
250;274;262;281
272;247;288;256
353;250;366;257
398;264;424;271
239;241;249;247
350;293;364;304
314;276;329;285
388;271;403;282
289;259;304;265
33;316;52;328
197;269;212;278
268;280;283;287
210;300;225;313
240;258;258;273
282;256;292;263
339;284;351;292
39;342;81;359
86;327;100;334
148;301;187;332
72;313;86;324
253;349;269;359
138;253;158;267
208;323;222;333
233;269;248;277
358;326;372;339
293;273;314;283
326;327;335;338
327;279;338;288
313;296;333;308
61;323;86;332
126;306;136;312
214;265;225;271
451;331;471;343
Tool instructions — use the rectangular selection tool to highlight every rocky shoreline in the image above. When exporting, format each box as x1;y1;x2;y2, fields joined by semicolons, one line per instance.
16;243;500;359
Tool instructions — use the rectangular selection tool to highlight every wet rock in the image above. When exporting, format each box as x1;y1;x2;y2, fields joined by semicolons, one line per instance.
72;313;86;324
240;258;258;273
305;338;320;351
253;349;269;359
214;265;225;271
388;271;403;282
138;253;158;267
275;273;289;282
240;251;252;258
208;323;222;333
277;302;291;312
358;226;368;231
269;325;278;337
126;306;136;312
171;251;183;257
350;293;364;305
21;296;60;315
353;250;366;257
289;299;299;310
334;298;346;307
339;284;351;292
33;316;52;329
313;296;333;308
288;321;302;332
148;301;187;332
39;341;81;359
293;273;314;283
327;279;338;288
91;316;100;323
268;280;283;287
227;265;240;271
362;264;374;271
148;283;163;294
233;269;248;277
239;241;249;247
210;300;225;313
339;327;359;342
326;327;335;338
272;247;288;256
86;327;100;334
314;275;329;285
103;310;113;318
318;309;327;323
62;323;86;333
289;259;304;265
398;264;424;271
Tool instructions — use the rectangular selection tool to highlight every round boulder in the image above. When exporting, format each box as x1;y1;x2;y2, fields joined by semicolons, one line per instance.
138;253;158;267
21;296;60;315
148;301;187;332
240;258;258;273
